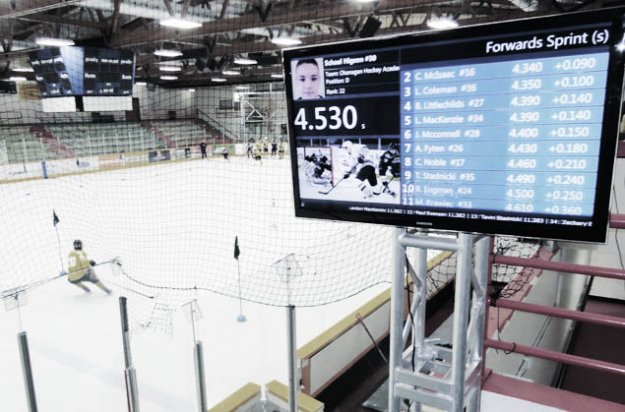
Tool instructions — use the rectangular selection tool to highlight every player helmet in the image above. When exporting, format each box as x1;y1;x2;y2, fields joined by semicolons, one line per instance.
341;140;353;151
73;239;82;250
389;142;399;152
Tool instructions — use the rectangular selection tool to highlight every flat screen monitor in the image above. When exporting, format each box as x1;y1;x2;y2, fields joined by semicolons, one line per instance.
283;8;625;243
83;47;135;96
29;47;135;97
29;47;84;97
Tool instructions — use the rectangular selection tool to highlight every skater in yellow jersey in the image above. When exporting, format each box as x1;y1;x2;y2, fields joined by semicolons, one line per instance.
67;240;112;295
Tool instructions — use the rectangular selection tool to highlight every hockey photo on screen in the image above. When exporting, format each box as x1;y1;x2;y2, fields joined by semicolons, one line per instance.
297;139;400;204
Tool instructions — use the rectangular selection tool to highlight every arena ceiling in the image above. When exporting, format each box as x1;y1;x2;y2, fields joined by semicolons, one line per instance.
0;0;620;87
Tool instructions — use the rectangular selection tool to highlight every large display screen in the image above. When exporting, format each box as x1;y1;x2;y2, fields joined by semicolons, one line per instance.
29;47;135;97
283;8;625;243
83;47;135;96
29;47;84;97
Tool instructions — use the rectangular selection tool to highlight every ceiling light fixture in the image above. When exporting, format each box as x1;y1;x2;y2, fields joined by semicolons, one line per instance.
159;66;182;72
160;75;178;80
9;76;27;82
13;67;34;73
154;49;183;57
211;77;227;82
271;37;302;47
234;57;257;65
271;73;284;79
159;18;202;30
188;88;196;92
36;37;75;47
222;70;240;76
135;81;147;86
617;34;625;52
426;14;459;30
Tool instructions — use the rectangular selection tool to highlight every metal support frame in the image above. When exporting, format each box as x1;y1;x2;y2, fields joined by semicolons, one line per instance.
18;331;38;412
186;299;207;412
287;304;298;412
119;296;140;412
239;91;285;142
389;229;490;412
193;341;207;412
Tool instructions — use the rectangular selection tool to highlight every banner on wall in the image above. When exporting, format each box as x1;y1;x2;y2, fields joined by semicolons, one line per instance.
148;149;171;163
99;153;125;169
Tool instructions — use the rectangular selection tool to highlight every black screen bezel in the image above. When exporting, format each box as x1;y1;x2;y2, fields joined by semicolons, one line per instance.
283;8;625;243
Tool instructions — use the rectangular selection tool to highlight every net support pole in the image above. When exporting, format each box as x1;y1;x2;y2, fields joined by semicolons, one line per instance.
188;301;207;412
415;246;427;353
119;297;140;412
193;341;207;412
450;233;473;412
388;227;406;412
18;331;38;412
468;236;489;412
287;304;298;412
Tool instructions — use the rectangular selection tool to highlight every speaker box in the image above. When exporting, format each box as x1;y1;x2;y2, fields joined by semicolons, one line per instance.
360;17;381;38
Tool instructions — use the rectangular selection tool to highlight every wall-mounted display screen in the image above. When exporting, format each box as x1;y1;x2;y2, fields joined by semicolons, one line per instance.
29;47;84;97
283;8;625;243
29;47;135;98
83;47;135;96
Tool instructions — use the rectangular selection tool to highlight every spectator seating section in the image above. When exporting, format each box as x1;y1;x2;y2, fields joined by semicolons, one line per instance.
48;123;162;157
145;119;226;149
0;126;58;163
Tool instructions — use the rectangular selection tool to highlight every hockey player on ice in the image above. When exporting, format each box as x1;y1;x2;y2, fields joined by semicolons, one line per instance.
247;138;255;158
304;150;332;186
253;140;263;161
278;140;288;159
341;140;379;199
377;142;400;197
66;240;112;295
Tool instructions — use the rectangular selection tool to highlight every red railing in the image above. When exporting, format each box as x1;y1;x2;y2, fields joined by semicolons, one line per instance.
485;217;625;379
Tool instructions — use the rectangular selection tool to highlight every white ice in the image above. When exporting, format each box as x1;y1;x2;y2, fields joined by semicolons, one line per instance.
0;157;399;411
0;156;569;412
0;266;389;411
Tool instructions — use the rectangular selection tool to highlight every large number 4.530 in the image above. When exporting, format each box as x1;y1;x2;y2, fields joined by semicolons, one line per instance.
293;105;359;131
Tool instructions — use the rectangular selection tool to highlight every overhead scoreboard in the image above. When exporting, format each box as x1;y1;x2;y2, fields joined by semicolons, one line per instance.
29;47;84;97
29;46;135;97
283;8;625;242
83;47;135;96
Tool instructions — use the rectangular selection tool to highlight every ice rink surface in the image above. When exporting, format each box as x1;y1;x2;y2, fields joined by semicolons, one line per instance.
0;268;388;411
0;157;401;411
0;156;580;412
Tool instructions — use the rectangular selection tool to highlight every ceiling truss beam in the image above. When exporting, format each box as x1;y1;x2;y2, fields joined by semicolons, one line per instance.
16;13;109;30
0;0;83;20
110;0;530;48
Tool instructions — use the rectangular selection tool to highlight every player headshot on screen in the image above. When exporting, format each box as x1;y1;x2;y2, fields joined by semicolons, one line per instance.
293;58;324;100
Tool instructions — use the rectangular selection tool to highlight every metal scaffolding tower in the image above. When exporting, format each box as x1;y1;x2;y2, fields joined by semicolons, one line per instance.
388;229;490;412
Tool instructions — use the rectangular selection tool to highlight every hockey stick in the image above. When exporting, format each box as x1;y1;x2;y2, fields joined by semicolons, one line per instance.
0;257;121;302
372;175;396;196
105;279;155;299
318;175;347;195
318;165;356;195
